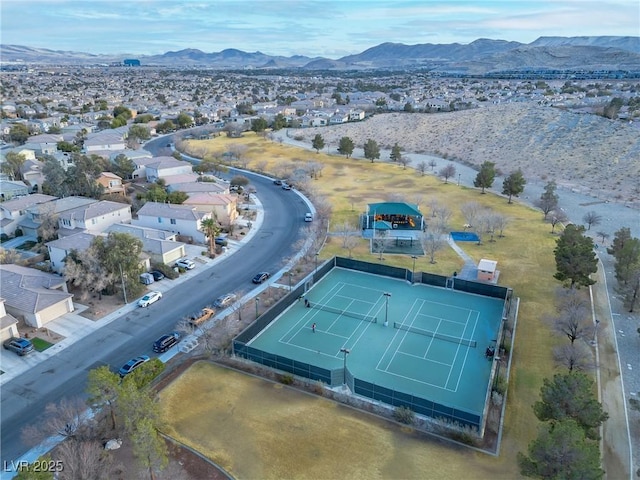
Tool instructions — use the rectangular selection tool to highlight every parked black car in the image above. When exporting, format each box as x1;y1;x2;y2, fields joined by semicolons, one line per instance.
150;270;165;281
153;332;180;353
252;272;270;284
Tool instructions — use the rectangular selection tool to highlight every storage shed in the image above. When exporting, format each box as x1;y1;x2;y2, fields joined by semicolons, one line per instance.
477;259;498;282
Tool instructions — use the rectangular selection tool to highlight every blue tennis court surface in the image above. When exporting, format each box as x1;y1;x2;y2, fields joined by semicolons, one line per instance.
246;267;505;422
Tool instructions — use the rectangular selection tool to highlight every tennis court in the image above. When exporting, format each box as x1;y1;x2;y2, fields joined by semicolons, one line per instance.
245;267;505;424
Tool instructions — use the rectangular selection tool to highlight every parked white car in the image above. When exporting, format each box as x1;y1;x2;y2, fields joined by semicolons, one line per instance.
138;291;162;307
175;259;196;270
304;213;313;222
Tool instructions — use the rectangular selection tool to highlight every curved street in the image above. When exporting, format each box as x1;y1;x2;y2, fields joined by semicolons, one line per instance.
0;136;310;468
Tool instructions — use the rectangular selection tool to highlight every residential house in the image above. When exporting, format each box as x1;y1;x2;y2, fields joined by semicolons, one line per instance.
0;193;57;236
57;200;132;237
144;157;193;183
133;201;211;244
96;172;126;196
20;159;45;191
106;223;186;266
182;192;238;225
83;129;127;155
159;173;201;188
0;264;74;328
167;181;227;195
0;180;29;201
20;196;97;238
22;134;62;156
46;232;96;274
349;109;366;121
130;157;160;180
0;298;20;342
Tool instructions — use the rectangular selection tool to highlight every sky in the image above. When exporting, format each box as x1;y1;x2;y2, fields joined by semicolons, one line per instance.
1;0;638;58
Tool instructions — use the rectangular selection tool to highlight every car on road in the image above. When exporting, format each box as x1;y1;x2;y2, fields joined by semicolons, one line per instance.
273;179;282;185
118;355;150;377
149;270;165;281
305;213;313;222
175;259;196;270
213;293;237;308
153;332;180;353
138;291;162;307
252;272;270;284
3;337;34;356
281;182;292;190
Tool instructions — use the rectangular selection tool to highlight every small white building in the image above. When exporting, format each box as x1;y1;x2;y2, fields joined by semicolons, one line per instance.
477;259;498;283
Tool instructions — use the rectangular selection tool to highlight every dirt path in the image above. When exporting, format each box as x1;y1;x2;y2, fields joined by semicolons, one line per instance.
592;264;633;479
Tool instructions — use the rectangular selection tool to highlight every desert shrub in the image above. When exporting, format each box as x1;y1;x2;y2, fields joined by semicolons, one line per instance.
432;417;480;446
279;373;294;385
312;380;325;396
393;406;415;425
492;375;507;396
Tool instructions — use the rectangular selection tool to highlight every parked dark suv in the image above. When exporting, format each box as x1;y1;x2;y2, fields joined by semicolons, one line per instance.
153;332;180;353
3;337;34;356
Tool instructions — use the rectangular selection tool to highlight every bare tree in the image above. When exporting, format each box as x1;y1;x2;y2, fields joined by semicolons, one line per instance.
416;161;427;176
421;225;447;264
373;229;387;260
22;397;92;446
37;202;59;242
433;205;453;228
0;247;24;265
428;198;440;218
56;439;116;480
343;235;360;259
554;342;594;372
493;213;510;238
338;221;355;247
398;156;411;170
227;144;248;164
551;288;593;344
307;161;323;179
582;211;602;230
548;209;568;234
386;192;406;203
428;158;437;171
64;247;116;301
254;160;268;173
596;231;610;245
438;163;456;183
460;202;482;230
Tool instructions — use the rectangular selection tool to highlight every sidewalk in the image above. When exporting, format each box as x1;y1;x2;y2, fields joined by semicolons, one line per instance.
0;195;266;387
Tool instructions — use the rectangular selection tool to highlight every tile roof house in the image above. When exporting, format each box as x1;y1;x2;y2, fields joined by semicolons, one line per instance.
0;193;58;236
133;201;211;244
0;298;20;343
57;200;132;237
0;264;74;328
46;232;96;274
182;193;239;225
96;172;126;196
106;224;186;266
167;181;227;195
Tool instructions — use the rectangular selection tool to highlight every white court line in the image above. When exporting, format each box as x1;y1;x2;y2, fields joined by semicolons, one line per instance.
415;312;467;326
396;349;453;367
452;309;480;392
339;297;384;354
377;363;457;391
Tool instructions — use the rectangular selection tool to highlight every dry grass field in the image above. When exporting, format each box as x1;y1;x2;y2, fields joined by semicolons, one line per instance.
168;128;576;477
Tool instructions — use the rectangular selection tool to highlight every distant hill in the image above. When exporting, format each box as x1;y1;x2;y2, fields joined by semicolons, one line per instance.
2;36;639;74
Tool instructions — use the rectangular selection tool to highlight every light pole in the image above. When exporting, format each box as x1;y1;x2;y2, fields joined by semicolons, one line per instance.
288;272;293;292
411;255;417;282
340;347;350;385
255;297;259;319
118;264;128;304
383;292;391;327
315;252;319;274
457;173;461;186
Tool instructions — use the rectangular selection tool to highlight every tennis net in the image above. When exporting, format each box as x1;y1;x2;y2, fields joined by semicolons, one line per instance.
394;322;476;347
309;302;377;323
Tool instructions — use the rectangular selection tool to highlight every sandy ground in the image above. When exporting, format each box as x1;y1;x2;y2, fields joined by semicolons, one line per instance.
294;104;640;207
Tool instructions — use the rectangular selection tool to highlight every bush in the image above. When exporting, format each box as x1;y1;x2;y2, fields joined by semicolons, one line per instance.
150;263;179;280
279;374;294;385
14;228;23;237
124;358;166;388
0;233;8;243
392;406;415;425
493;375;507;395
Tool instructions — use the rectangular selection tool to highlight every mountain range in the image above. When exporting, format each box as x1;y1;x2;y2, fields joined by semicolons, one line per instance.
2;36;639;73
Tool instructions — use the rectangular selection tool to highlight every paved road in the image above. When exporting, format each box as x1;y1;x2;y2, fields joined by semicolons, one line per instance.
0;159;310;467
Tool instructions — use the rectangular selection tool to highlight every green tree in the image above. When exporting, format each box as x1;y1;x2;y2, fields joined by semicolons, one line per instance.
607;227;631;257
176;112;193;129
363;138;380;163
403;102;414;112
42;157;70;197
144;184;167;203
112;154;135;180
389;143;402;163
533;372;608;440
130;417;169;480
86;365;121;430
112;105;132;120
9;123;30;144
230;175;249;188
536;181;559;219
166;190;188;204
502;169;527;203
201;217;221;256
613;237;640;285
554;224;598;288
156;120;175;134
473;161;496;193
0;152;26;181
518;420;604;480
93;232;144;299
272;113;287;130
312;134;325;153
128;124;150;144
66;154;105;198
134;113;155;124
56;140;79;153
337;136;354;158
251;117;268;133
619;264;640;312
